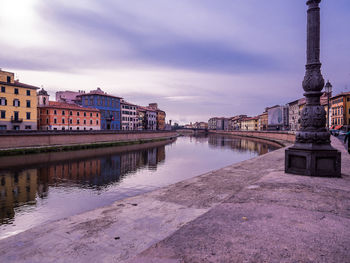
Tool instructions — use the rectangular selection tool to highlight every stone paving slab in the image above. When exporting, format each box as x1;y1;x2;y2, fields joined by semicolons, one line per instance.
0;137;349;263
130;138;350;263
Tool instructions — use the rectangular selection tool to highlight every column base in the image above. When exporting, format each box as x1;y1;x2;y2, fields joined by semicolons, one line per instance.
285;145;341;177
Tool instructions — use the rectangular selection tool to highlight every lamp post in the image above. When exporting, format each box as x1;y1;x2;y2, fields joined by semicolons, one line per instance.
324;80;332;129
285;0;341;177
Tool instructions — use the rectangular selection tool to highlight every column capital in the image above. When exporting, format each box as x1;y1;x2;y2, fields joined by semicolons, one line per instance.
306;0;321;8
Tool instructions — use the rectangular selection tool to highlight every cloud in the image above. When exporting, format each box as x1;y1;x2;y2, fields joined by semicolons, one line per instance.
1;0;349;124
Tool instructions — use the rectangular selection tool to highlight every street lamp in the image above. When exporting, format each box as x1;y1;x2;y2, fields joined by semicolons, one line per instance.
324;80;333;129
285;0;341;177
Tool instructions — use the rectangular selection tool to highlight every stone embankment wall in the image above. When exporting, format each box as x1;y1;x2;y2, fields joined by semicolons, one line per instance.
209;130;295;145
0;131;177;150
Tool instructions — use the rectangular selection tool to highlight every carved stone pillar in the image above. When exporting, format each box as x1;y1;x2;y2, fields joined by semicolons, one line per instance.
285;0;341;177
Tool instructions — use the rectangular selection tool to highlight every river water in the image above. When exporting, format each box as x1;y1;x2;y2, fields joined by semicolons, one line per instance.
0;134;280;239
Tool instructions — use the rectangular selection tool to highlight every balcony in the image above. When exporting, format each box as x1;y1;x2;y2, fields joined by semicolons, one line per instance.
11;117;23;123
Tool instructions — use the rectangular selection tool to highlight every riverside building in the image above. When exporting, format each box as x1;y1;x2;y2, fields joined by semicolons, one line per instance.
77;88;122;130
121;100;138;130
0;69;39;130
37;88;100;130
330;92;350;131
148;103;166;130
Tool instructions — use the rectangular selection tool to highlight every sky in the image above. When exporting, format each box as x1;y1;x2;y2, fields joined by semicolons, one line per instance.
0;0;349;124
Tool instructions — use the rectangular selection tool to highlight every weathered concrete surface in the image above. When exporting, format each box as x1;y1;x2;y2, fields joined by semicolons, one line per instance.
0;137;349;263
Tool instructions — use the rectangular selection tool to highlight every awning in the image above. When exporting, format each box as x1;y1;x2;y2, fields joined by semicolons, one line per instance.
330;125;335;129
335;125;343;130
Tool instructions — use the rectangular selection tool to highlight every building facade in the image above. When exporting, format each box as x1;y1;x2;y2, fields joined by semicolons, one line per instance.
330;92;350;130
38;89;100;130
121;101;138;130
228;115;247;131
267;105;289;131
258;112;268;131
241;116;259;131
148;103;166;130
77;88;121;130
287;99;299;131
146;107;157;130
0;70;39;130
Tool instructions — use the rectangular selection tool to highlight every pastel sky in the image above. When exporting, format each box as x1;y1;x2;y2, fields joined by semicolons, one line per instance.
1;0;349;124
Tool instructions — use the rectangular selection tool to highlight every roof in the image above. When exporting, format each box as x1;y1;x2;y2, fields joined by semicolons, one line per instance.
38;88;49;96
331;92;350;100
39;101;100;112
0;80;40;90
241;116;259;121
121;100;137;106
287;99;299;105
76;88;122;99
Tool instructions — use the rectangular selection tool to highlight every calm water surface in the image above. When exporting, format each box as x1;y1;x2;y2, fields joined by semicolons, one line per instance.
0;134;280;239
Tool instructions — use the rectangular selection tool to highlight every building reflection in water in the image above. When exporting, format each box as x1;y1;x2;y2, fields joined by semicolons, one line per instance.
207;134;279;155
0;144;166;225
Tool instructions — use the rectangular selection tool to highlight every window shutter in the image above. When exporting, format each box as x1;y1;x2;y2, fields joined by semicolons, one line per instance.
18;100;20;107
13;100;15;106
5;99;7;106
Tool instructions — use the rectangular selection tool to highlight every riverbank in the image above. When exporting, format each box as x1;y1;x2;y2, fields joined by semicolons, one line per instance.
0;137;349;262
209;130;295;146
0;131;177;156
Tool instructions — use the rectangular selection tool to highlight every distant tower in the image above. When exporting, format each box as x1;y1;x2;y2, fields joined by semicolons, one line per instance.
38;88;49;106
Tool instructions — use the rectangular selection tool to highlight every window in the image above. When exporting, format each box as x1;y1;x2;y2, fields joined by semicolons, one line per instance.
84;119;86;124
96;113;99;117
77;112;80;116
46;118;49;124
70;127;72;130
62;118;65;124
90;120;93;125
14;111;19;120
1;86;5;93
46;110;49;114
26;112;31;120
26;100;31;108
25;125;31;130
14;88;19;94
62;110;65;115
7;76;11;83
90;112;92;117
70;111;73;116
54;118;57;124
84;112;86;117
70;119;73;124
26;90;31;96
0;125;7;130
96;120;99;125
54;110;57;115
0;97;7;106
1;111;5;119
77;119;80;124
13;99;20;107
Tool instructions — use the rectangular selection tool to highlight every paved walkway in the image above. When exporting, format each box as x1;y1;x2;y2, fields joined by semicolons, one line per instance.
0;138;349;262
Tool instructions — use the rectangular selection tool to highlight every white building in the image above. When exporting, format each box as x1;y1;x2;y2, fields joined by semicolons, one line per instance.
121;100;138;130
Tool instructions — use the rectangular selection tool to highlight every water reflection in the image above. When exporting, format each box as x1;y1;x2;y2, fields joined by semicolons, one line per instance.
0;142;167;225
0;134;280;238
207;134;280;155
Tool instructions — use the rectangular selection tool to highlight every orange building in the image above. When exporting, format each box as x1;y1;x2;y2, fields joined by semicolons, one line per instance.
37;89;101;130
330;92;350;130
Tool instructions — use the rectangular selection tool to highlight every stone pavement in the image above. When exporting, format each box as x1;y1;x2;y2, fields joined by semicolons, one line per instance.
0;137;349;263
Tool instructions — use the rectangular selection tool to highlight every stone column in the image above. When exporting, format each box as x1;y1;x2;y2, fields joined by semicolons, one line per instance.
285;0;341;177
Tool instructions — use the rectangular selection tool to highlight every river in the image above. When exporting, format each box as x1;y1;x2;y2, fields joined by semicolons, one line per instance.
0;134;280;239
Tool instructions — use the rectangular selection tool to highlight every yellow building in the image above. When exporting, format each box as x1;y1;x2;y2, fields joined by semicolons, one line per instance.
240;116;259;131
330;92;350;129
0;70;39;130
